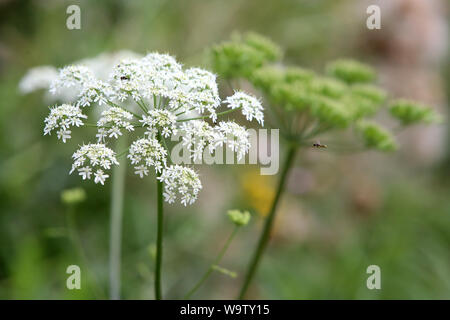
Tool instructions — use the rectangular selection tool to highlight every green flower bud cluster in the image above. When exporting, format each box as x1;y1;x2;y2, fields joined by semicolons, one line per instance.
389;99;441;125
325;59;376;84
356;121;397;151
61;187;86;205
211;32;282;79
227;209;251;226
211;33;441;152
251;64;386;129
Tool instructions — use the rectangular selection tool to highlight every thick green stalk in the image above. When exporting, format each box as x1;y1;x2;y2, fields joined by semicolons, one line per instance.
238;145;298;299
184;226;239;299
155;133;164;300
109;137;127;300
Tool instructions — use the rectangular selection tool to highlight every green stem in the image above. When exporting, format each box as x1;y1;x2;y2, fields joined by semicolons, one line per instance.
109;137;127;300
184;226;239;299
155;132;164;300
105;100;142;119
238;145;298;299
136;99;148;113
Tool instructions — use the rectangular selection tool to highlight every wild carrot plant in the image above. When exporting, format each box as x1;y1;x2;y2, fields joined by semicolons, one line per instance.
211;33;442;299
23;52;264;299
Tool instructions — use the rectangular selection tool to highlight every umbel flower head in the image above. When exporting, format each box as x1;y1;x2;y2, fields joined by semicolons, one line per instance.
38;52;264;205
227;209;251;226
211;33;441;152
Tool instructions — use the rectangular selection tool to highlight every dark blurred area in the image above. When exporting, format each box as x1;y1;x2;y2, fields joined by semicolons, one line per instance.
0;0;448;299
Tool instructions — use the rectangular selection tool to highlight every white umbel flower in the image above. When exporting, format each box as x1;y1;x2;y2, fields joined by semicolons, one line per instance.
140;109;177;138
127;138;167;175
176;68;221;121
44;104;87;143
158;165;202;206
225;91;264;125
216;121;250;161
70;144;119;184
179;120;225;160
34;51;265;205
77;79;115;107
50;65;95;94
19;66;58;94
97;107;134;141
110;53;184;102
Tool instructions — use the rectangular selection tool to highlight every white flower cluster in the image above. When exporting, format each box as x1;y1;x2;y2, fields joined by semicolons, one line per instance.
140;109;177;138
180;120;250;161
19;66;58;94
50;65;94;93
77;79;115;107
70;144;119;185
127;138;168;177
180;120;224;161
50;65;116;108
225;91;264;125
216;121;251;160
44;104;87;143
176;67;221;121
157;165;202;206
35;51;264;205
96;107;134;142
20;51;143;103
110;53;184;102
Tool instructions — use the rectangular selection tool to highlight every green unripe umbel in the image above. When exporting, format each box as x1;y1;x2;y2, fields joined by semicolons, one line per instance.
389;99;441;125
356;121;397;151
243;32;282;62
326;59;376;84
310;95;351;128
227;209;251;226
211;33;282;79
212;32;440;151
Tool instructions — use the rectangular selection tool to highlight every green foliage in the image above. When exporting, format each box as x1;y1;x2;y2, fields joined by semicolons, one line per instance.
211;33;282;79
389;99;441;125
227;209;251;226
356;121;397;151
326;59;376;84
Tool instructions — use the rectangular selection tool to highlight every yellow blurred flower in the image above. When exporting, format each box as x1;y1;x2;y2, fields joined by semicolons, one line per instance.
240;170;275;217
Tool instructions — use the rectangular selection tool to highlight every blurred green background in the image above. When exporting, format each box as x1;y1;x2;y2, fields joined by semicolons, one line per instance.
0;0;449;299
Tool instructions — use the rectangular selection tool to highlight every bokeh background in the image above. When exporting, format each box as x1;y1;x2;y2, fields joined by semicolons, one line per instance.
0;0;449;299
